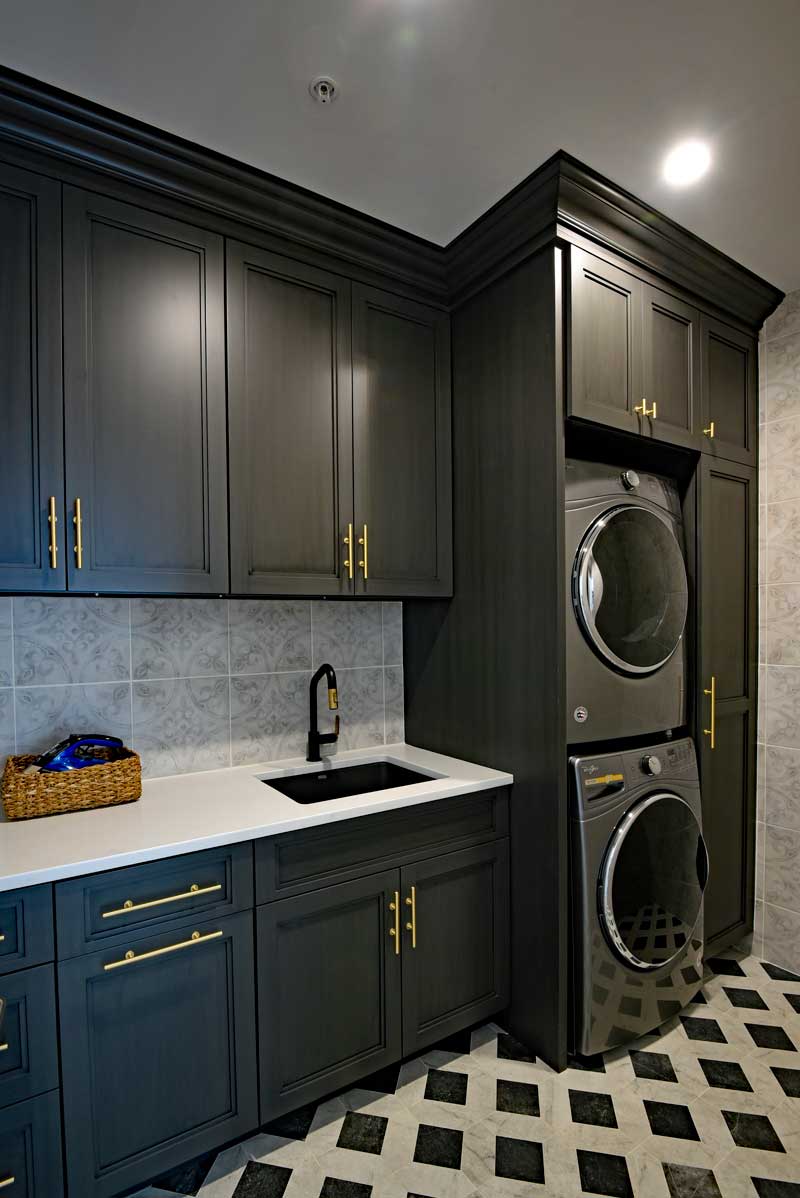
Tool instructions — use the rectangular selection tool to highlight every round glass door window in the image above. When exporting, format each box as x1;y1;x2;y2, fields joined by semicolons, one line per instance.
599;793;708;971
573;505;688;675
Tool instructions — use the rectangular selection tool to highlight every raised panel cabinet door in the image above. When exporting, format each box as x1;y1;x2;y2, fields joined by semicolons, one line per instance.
643;284;703;451
352;285;452;596
697;459;757;947
0;1090;64;1198
58;910;258;1198
0;162;64;591
227;243;354;595
63;188;228;593
701;316;757;465
257;869;402;1121
568;246;645;436
400;839;510;1056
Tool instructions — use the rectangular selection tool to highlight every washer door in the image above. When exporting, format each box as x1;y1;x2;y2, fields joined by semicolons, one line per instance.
599;793;708;971
573;505;688;675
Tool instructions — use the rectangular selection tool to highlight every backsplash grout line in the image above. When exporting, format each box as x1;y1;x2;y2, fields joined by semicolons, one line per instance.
226;601;233;769
9;598;17;754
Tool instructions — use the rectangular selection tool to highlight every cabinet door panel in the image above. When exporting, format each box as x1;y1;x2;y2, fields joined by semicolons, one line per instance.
0;1091;63;1198
63;188;227;592
701;317;757;465
0;163;63;591
352;286;452;596
697;460;757;947
401;840;509;1055
227;243;353;594
644;285;702;450
568;247;644;435
257;870;401;1120
59;910;257;1198
0;964;58;1110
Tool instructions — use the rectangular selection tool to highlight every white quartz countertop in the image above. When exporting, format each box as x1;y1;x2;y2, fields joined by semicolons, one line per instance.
0;743;513;892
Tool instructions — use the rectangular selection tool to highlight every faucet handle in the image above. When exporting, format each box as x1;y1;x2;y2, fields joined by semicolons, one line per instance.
334;715;340;736
328;686;338;710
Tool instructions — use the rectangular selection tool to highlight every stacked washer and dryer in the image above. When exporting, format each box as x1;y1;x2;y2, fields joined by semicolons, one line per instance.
565;460;709;1057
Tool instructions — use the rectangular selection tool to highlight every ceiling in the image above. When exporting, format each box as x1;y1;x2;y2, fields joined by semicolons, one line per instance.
1;0;798;291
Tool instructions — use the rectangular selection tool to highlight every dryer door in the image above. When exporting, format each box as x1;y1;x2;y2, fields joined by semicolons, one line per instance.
573;505;688;675
599;792;708;971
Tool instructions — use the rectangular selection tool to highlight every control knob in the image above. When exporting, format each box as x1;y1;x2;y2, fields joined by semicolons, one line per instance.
641;754;662;776
620;469;640;491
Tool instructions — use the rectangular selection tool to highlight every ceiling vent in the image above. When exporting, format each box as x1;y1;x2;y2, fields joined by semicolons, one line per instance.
309;76;338;105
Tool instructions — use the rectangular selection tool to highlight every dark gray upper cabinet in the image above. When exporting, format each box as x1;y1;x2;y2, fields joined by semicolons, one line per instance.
257;870;402;1121
0;162;64;592
62;188;228;593
644;285;702;451
701;316;757;465
568;247;644;436
400;840;510;1056
59;909;258;1198
227;242;354;595
352;285;452;596
697;459;757;947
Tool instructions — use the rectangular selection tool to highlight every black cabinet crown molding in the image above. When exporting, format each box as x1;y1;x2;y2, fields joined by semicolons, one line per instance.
0;66;783;327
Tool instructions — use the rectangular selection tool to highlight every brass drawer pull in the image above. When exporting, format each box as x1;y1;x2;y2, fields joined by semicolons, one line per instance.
101;881;222;919
0;1043;8;1053
343;522;354;580
0;1177;15;1190
47;496;58;569
388;890;400;955
358;523;368;580
104;928;223;971
635;400;657;420
703;675;716;751
703;421;715;438
73;497;83;569
405;885;417;949
0;934;5;942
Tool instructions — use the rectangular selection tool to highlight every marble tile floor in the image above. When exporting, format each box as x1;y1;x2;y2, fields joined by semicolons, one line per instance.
131;948;800;1198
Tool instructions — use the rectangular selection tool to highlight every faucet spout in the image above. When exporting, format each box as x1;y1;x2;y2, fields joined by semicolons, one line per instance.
307;663;340;762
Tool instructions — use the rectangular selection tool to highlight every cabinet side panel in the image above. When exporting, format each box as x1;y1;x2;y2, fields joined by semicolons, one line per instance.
403;247;567;1068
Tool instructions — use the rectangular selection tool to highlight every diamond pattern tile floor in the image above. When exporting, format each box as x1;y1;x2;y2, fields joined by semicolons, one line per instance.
132;948;800;1197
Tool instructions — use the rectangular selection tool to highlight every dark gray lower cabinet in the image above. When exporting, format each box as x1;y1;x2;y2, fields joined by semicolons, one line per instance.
59;910;258;1198
257;870;402;1121
0;1091;63;1197
401;840;510;1055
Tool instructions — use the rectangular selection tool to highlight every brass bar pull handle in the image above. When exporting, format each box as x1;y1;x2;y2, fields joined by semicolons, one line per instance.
0;935;5;943
388;890;400;955
0;1043;8;1053
0;1177;15;1190
703;421;715;438
703;675;716;751
651;401;657;420
405;885;417;949
104;928;223;971
343;522;354;580
101;881;223;919
73;498;83;569
358;524;368;580
47;496;58;569
635;400;656;419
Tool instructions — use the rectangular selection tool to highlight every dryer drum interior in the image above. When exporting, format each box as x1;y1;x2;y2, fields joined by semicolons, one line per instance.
573;505;689;675
598;793;709;972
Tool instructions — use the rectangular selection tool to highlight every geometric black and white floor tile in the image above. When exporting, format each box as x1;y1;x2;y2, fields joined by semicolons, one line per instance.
131;948;800;1198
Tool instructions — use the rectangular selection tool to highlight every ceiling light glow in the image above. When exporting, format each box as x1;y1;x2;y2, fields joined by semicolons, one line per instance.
662;140;711;187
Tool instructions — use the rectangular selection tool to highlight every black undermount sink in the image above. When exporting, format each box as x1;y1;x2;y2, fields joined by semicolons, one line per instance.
263;761;432;804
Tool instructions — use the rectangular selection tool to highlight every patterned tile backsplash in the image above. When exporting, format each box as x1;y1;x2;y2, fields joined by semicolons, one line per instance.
758;286;800;974
0;598;403;780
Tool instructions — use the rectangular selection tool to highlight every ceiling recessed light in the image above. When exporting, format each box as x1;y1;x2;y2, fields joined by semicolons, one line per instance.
662;140;711;187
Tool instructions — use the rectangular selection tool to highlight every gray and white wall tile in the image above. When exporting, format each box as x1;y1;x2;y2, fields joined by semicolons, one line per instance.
229;600;311;675
312;600;383;669
0;599;12;688
0;689;14;762
13;596;130;686
382;602;403;666
385;665;405;744
133;677;231;778
335;667;387;751
15;682;132;757
230;671;310;766
131;599;229;680
758;287;800;973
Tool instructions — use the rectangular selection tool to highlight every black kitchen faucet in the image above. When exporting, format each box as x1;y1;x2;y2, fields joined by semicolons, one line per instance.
307;662;340;762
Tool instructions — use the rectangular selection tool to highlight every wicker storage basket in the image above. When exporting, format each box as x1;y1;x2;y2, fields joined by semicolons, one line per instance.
2;751;142;821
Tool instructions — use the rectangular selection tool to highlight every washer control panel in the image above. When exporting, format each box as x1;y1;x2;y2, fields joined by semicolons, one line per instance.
570;736;698;813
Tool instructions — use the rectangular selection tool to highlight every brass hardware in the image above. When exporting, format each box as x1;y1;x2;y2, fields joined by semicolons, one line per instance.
635;400;656;419
405;885;417;949
343;522;354;580
704;421;716;438
73;497;83;569
0;935;4;943
651;401;657;420
0;1177;15;1190
328;687;338;711
48;496;58;569
703;675;716;751
101;882;222;919
104;928;223;971
388;891;400;955
358;524;368;580
0;1043;8;1053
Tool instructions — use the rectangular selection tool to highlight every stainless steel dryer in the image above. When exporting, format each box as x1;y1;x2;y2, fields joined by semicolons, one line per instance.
570;736;707;1056
565;459;688;745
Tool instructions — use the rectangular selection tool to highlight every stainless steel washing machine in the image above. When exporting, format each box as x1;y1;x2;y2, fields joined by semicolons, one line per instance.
570;736;707;1056
565;459;689;745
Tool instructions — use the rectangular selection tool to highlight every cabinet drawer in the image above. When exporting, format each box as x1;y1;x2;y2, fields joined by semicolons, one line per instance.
56;841;254;958
0;1090;64;1198
0;965;58;1110
0;888;54;978
256;789;509;902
